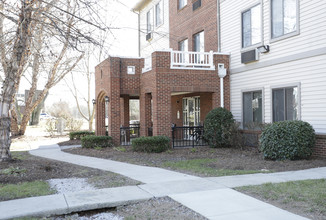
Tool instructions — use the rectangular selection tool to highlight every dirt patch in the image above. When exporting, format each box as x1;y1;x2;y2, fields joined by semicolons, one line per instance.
60;140;326;177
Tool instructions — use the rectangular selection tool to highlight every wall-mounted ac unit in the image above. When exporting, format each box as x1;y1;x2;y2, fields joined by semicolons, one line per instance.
241;49;258;64
193;0;201;11
146;32;152;41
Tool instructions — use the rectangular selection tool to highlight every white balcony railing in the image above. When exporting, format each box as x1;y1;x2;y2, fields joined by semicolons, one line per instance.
171;50;215;70
142;55;152;73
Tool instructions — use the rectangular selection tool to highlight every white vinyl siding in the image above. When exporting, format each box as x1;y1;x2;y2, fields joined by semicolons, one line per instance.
139;0;169;58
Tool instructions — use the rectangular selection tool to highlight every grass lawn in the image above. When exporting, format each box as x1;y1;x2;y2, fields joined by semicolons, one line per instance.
0;181;55;201
163;158;271;176
237;179;326;219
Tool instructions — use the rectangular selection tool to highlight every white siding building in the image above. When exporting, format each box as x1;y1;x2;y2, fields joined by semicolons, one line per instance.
133;0;170;58
220;0;326;134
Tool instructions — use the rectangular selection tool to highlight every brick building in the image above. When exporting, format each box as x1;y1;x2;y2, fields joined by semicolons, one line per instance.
95;0;230;145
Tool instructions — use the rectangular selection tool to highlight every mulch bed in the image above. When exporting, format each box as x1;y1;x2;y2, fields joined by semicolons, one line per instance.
60;139;326;177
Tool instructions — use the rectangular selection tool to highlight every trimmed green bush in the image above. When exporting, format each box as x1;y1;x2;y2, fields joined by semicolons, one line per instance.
260;120;315;160
81;135;113;148
203;107;235;148
69;131;95;140
132;136;170;153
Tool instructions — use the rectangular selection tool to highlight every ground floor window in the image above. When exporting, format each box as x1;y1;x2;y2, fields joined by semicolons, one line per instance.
243;90;262;128
272;86;298;122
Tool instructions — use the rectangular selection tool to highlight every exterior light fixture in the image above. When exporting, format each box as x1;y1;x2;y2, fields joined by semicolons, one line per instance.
257;45;270;53
104;96;110;103
92;99;96;105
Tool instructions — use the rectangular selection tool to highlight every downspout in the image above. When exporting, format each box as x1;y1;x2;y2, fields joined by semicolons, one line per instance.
132;9;141;57
217;0;221;53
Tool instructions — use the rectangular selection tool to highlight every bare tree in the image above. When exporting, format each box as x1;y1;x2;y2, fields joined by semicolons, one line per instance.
0;0;108;161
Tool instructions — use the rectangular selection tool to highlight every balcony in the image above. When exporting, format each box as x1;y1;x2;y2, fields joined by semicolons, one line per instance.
171;50;215;70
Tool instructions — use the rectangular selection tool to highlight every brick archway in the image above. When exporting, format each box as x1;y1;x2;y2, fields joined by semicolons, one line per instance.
95;91;108;136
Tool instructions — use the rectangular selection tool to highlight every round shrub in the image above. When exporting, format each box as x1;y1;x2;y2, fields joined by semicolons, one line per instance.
260;120;315;160
81;135;113;148
203;107;235;148
132;136;170;153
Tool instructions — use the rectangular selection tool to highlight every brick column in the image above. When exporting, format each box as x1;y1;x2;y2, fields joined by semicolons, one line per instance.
121;95;130;127
96;99;106;136
140;93;152;136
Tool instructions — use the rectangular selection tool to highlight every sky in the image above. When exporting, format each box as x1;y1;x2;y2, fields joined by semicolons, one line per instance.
19;0;140;112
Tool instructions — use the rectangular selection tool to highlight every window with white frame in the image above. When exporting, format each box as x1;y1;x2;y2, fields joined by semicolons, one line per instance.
178;0;187;10
147;9;153;33
155;1;163;27
178;39;188;51
272;86;298;122
271;0;298;39
243;91;263;128
127;66;135;75
194;31;204;52
242;4;261;48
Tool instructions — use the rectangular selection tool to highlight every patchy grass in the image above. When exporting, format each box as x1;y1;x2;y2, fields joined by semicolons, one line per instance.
0;181;56;201
163;158;270;176
237;179;326;219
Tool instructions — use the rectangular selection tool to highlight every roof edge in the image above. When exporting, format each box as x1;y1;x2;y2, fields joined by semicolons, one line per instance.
132;0;151;12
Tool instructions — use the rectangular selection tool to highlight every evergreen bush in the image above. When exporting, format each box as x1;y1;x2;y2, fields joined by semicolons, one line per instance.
81;135;113;148
69;131;95;140
132;136;170;153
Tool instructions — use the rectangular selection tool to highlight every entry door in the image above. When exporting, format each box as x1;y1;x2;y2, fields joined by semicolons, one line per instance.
183;97;200;127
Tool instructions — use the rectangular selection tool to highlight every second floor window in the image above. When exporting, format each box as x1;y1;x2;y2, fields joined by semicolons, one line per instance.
179;0;187;10
147;9;153;33
242;4;261;48
271;0;297;39
194;31;204;52
178;39;188;51
156;1;163;27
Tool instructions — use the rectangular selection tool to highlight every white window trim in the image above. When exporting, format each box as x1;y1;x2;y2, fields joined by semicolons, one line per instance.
127;66;135;75
155;0;164;28
241;87;265;129
270;82;301;122
146;8;154;34
269;0;300;43
240;2;264;51
178;0;187;10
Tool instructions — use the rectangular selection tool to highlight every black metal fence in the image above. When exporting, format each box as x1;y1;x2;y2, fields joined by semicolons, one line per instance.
120;124;140;146
172;126;207;148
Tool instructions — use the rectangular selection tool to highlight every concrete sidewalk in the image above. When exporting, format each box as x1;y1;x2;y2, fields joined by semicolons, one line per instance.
1;143;325;219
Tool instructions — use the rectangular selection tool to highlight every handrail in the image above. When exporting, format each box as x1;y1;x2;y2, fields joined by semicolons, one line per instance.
171;50;215;70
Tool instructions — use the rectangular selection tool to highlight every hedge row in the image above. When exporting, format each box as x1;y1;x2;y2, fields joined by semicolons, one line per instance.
69;131;95;140
81;135;113;148
132;136;170;153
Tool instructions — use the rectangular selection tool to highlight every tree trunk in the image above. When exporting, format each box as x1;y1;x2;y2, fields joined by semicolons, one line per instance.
0;117;12;161
10;105;20;136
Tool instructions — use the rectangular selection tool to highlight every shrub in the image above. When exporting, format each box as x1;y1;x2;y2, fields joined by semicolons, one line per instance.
69;131;95;140
132;136;170;153
260;120;315;160
203;107;235;148
66;117;83;132
81;135;113;148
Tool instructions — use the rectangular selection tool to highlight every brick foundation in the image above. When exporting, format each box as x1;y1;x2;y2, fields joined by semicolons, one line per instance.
313;135;326;158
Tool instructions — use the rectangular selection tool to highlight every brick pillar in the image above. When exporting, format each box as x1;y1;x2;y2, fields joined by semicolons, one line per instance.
212;92;219;109
96;99;106;136
140;93;152;136
121;95;130;127
152;89;172;138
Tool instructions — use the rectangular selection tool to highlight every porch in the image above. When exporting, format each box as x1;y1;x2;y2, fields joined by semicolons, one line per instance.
95;50;230;145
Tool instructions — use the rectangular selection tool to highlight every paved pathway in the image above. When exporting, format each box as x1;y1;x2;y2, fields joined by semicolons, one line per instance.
1;143;325;219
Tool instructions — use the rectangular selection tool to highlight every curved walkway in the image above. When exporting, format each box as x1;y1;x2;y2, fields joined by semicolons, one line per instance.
1;143;325;219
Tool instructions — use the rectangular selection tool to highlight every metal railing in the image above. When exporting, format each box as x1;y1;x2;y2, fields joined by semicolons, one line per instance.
171;126;206;148
120;124;140;146
170;50;215;70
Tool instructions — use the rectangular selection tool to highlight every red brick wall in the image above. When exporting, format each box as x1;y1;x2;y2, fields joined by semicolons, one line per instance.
169;0;218;52
313;135;326;158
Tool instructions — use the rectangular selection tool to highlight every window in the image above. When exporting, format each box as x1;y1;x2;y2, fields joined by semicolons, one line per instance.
242;4;261;48
146;9;153;33
194;31;204;52
243;91;262;128
272;86;298;122
178;0;187;10
271;0;297;39
127;66;135;75
155;1;163;27
178;39;188;51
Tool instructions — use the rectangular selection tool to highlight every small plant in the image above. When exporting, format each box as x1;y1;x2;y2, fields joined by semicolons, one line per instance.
132;136;170;153
81;135;113;148
114;146;127;152
260;120;315;160
44;119;57;136
0;167;27;176
203;107;235;148
66;117;84;132
190;148;197;153
69;131;95;140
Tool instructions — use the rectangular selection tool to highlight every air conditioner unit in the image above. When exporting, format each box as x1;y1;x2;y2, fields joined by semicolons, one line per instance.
241;49;259;64
146;32;152;41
